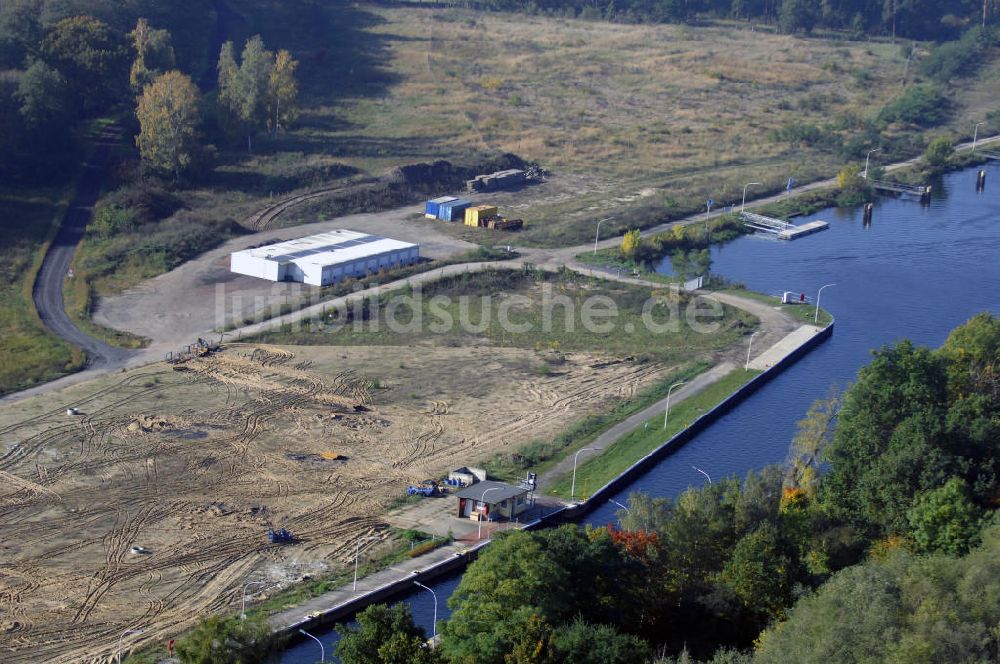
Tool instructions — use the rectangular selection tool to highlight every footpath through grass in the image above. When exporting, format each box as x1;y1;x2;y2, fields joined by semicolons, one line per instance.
714;288;833;327
547;368;761;499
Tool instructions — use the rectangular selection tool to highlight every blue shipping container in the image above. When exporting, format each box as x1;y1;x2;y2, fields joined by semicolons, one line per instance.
425;196;458;218
438;199;471;222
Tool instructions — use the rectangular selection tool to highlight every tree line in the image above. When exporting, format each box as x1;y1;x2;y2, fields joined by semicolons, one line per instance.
133;26;299;182
313;311;1000;664
0;1;299;185
463;0;996;40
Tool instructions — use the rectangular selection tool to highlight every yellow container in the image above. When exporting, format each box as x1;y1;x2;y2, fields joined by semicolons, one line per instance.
465;205;498;227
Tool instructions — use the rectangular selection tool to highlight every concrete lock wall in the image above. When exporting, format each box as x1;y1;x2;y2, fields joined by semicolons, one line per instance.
273;320;835;643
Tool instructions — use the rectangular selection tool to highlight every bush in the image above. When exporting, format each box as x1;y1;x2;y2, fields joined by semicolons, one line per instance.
877;85;948;127
175;614;279;664
923;135;954;172
100;179;184;225
771;122;829;148
92;204;135;238
835;164;863;191
408;539;442;557
621;228;642;259
919;26;999;83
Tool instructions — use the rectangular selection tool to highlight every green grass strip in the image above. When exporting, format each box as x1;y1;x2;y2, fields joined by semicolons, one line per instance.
547;367;761;498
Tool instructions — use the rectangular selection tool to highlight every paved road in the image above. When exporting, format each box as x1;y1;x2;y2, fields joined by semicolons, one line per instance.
544;133;1000;260
535;361;737;494
31;124;134;371
15;133;1000;405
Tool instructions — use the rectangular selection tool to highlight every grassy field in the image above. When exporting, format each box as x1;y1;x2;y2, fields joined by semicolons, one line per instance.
84;1;996;289
247;4;969;246
546;367;761;498
251;267;758;362
15;1;995;393
75;2;1000;303
0;186;84;396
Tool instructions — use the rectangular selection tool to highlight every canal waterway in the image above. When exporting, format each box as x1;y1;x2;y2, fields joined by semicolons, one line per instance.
281;163;1000;662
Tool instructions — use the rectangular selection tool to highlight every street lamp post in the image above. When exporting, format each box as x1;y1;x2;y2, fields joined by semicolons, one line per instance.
298;628;325;662
692;465;712;485
241;580;267;619
973;122;986;152
608;498;631;527
478;487;503;539
571;448;599;501
745;331;759;372
863;148;881;179
608;498;630;512
815;283;835;324
413;581;439;639
741;182;761;212
116;629;144;664
593;217;611;254
663;381;687;429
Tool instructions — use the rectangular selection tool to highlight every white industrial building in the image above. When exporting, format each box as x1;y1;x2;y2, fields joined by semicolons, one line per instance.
230;230;420;286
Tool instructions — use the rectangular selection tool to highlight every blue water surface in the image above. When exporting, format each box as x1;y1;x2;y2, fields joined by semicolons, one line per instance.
282;163;1000;663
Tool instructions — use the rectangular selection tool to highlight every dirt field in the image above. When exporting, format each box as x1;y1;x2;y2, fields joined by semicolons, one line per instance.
0;342;675;662
91;206;477;351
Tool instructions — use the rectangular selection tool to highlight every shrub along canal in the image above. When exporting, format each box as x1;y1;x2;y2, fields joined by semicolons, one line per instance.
280;162;1000;662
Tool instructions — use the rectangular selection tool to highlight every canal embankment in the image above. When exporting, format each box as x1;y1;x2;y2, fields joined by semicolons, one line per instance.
266;317;833;640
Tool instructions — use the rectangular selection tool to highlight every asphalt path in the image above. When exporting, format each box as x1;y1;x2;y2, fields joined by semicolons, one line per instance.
31;124;135;371
18;133;1000;404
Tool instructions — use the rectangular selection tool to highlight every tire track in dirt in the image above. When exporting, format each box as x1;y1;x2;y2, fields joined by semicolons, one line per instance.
420;360;669;465
2;345;655;662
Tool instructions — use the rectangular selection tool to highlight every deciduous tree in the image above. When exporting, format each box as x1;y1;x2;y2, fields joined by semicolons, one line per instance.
778;0;819;33
719;522;800;620
217;35;280;152
786;392;839;496
335;603;441;664
907;477;982;555
135;70;201;182
621;228;641;260
923;135;954;172
818;341;951;533
129;18;176;95
15;60;71;142
267;49;298;135
0;0;42;68
939;312;1000;398
39;15;127;114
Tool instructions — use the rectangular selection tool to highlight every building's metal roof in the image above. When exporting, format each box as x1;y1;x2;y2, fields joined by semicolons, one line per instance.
231;230;418;267
454;480;529;503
